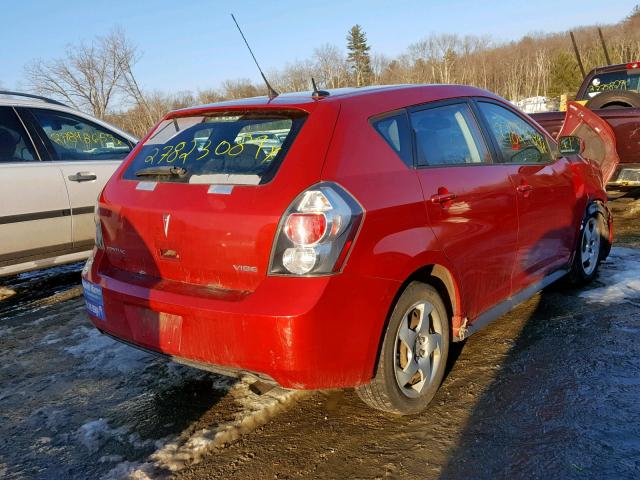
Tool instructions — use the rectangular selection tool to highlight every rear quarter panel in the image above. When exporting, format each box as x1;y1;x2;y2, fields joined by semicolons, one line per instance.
321;94;464;373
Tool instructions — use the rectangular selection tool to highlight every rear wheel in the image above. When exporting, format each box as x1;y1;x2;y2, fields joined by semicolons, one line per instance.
567;210;608;285
356;282;450;415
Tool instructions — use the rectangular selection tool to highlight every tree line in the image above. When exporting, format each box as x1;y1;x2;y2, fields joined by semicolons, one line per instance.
22;6;640;138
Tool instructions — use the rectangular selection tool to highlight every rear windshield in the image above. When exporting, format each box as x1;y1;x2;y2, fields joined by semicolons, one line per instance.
123;110;306;184
584;70;640;98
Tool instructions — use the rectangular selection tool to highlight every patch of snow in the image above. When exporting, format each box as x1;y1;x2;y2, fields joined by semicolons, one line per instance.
104;379;306;479
65;327;152;374
580;247;640;303
77;418;129;453
100;455;124;464
41;332;64;345
101;461;156;480
512;96;555;113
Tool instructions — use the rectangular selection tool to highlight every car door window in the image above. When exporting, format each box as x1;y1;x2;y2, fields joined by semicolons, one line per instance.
30;108;132;161
410;103;491;167
372;112;413;167
0;107;37;162
478;102;552;164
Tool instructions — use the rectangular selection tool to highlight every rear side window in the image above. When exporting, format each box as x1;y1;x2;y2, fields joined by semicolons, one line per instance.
372;112;412;166
123;110;307;184
410;103;491;167
478;102;552;164
30;109;132;161
0;107;37;162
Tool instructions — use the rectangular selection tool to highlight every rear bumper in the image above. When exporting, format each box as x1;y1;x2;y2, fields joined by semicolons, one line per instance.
609;164;640;186
82;250;399;390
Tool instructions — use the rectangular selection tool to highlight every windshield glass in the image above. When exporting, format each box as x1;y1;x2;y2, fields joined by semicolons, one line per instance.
123;110;307;184
584;70;640;98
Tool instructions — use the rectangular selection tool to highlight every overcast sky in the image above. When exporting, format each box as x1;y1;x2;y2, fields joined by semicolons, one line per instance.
2;0;638;93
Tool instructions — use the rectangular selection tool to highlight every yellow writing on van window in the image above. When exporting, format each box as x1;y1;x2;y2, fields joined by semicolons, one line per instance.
49;130;125;151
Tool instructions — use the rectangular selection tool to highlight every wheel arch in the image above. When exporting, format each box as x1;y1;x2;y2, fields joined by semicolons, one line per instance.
366;261;465;383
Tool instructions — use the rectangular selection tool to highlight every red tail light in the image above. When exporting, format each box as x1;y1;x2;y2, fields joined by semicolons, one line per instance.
269;183;364;276
284;213;327;245
626;62;640;69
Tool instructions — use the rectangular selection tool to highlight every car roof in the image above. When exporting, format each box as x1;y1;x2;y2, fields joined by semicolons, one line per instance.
0;94;138;142
172;84;503;116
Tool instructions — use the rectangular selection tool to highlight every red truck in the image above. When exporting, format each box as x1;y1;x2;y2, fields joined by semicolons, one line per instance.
531;62;640;186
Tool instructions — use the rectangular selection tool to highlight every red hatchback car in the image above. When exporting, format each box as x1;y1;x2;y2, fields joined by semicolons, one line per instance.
82;85;616;414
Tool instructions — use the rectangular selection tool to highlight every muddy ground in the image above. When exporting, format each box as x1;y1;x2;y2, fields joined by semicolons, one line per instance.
1;188;639;480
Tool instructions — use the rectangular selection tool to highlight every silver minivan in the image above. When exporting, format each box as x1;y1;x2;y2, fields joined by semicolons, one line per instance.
0;92;137;277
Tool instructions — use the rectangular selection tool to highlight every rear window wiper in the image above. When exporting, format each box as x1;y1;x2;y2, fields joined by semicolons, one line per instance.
135;166;188;178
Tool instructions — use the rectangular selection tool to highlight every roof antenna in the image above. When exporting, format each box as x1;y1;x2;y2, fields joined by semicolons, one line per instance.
311;77;330;99
230;14;279;100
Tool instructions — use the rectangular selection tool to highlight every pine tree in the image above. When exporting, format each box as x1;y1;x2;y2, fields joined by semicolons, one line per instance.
346;25;373;87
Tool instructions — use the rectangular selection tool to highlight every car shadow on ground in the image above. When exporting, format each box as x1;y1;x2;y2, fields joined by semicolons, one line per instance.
436;277;640;479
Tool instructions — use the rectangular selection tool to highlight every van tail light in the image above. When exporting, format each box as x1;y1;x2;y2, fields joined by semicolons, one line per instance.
269;183;364;276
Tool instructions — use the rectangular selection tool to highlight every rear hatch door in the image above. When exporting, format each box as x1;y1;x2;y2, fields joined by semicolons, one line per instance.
99;105;335;292
559;101;620;185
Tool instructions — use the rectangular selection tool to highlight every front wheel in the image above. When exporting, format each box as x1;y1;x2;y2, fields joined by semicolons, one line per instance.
567;210;608;285
356;282;450;415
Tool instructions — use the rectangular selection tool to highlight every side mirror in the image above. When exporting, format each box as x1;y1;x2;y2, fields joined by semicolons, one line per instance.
558;136;585;156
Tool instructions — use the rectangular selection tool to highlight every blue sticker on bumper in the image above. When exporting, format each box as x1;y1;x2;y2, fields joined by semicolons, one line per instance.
82;279;105;321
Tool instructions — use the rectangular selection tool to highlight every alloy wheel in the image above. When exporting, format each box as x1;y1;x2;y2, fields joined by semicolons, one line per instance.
581;217;600;276
393;301;443;398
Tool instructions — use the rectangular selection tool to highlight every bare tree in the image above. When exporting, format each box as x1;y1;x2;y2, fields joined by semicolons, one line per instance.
313;44;349;88
220;79;262;99
24;29;138;118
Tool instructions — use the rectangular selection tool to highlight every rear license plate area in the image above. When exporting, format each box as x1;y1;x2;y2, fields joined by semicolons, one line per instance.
124;305;183;353
82;279;105;321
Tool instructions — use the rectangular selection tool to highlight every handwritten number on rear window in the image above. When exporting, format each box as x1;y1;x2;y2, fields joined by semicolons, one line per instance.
196;140;211;160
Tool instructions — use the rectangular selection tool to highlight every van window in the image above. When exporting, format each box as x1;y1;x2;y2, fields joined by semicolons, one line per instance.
0;107;37;162
372;113;412;166
411;103;491;167
123;110;306;184
30;109;132;161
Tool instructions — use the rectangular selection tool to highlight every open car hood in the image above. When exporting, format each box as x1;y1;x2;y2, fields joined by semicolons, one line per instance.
558;101;620;185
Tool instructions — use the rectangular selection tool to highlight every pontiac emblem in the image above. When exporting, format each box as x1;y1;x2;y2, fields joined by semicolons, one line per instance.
162;214;171;238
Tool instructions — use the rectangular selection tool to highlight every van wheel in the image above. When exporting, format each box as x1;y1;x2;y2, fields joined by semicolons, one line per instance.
567;210;607;285
356;282;450;415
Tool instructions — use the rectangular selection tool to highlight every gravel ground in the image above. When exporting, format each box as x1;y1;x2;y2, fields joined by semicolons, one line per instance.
0;188;638;480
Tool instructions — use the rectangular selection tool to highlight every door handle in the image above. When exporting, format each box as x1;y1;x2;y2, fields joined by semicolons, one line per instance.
516;184;533;194
430;192;457;204
68;172;97;182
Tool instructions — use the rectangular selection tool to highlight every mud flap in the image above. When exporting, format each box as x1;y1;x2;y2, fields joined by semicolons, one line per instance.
558;101;620;186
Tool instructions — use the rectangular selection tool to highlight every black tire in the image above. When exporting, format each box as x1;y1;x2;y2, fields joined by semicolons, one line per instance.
356;282;450;415
585;90;640;110
566;209;608;286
